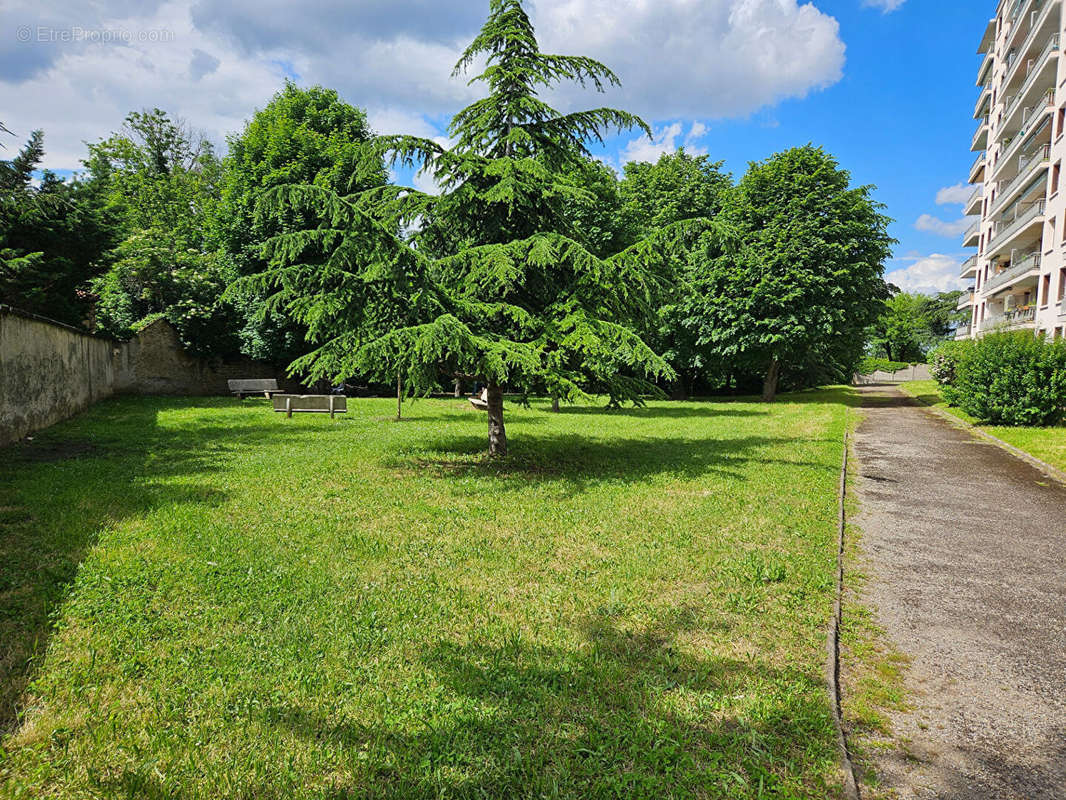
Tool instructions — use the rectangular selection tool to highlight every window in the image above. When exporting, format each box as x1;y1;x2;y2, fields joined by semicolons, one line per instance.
1058;105;1066;137
1049;218;1057;250
1056;327;1064;340
1053;162;1062;196
1042;274;1052;307
1059;268;1066;302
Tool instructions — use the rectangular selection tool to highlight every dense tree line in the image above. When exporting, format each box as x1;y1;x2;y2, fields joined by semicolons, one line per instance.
0;0;894;452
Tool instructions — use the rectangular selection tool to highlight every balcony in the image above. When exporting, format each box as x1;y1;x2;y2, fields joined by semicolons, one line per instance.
992;110;1052;183
963;220;981;248
1001;0;1059;91
987;199;1045;254
1000;35;1059;131
988;143;1050;217
960;254;979;278
977;51;994;86
958;290;976;310
970;153;987;184
979;18;996;54
974;85;992;119
981;306;1038;330
955;324;973;340
971;116;990;152
965;186;983;216
985;251;1042;293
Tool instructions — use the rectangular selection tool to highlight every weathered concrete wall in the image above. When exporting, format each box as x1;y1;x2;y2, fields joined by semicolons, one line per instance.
0;306;118;446
854;364;931;385
1;310;297;447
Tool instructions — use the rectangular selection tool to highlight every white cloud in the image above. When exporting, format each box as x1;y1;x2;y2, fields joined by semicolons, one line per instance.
535;0;845;119
936;183;977;206
862;0;905;12
619;122;709;165
3;0;847;172
915;214;976;238
887;254;968;295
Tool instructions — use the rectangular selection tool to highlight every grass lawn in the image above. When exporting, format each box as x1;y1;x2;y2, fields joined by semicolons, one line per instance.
901;380;1066;473
1;391;854;799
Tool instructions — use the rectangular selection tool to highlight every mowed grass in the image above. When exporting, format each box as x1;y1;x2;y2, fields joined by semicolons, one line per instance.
901;380;1066;473
0;391;853;799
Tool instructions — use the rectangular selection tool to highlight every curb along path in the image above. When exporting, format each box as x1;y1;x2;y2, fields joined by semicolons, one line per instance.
848;385;1066;799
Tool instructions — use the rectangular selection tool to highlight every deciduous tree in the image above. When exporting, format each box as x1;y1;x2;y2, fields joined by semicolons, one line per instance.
689;146;893;401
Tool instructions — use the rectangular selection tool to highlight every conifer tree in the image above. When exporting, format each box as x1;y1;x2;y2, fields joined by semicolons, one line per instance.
234;0;719;456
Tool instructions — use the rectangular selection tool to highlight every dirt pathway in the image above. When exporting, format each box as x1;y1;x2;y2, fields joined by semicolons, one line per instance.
849;385;1066;799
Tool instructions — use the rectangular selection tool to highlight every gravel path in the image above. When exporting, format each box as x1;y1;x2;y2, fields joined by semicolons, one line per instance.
850;385;1066;799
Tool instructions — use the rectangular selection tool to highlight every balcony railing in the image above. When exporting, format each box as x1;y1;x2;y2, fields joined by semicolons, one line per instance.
1002;34;1059;125
970;152;987;183
963;219;981;246
988;199;1046;252
989;143;1050;217
1001;0;1054;86
958;291;976;310
975;85;992;119
971;116;990;151
996;92;1055;177
960;254;979;277
955;324;973;340
981;306;1038;330
986;251;1042;292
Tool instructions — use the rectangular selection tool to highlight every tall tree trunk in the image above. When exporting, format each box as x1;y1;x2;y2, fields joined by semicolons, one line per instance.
551;395;560;413
762;358;781;403
396;372;403;421
487;382;507;457
454;379;462;398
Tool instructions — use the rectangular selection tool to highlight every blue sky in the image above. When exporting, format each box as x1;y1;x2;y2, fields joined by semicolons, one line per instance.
2;0;991;293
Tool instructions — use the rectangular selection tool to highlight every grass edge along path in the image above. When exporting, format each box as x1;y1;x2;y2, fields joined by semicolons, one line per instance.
899;380;1066;482
3;390;860;799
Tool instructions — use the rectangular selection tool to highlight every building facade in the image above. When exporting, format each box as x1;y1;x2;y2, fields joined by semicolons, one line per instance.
961;0;1066;340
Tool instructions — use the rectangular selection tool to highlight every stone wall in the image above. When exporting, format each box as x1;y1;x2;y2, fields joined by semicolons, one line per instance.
115;318;296;396
0;306;118;446
1;308;297;446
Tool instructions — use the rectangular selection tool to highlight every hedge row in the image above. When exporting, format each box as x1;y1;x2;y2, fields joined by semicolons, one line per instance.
929;332;1066;426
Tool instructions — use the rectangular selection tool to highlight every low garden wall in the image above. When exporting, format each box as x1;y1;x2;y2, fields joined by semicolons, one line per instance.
0;306;297;447
853;364;930;385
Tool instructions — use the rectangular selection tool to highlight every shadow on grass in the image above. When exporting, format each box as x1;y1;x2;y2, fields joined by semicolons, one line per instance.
239;615;838;799
552;405;770;419
0;397;319;735
393;430;840;497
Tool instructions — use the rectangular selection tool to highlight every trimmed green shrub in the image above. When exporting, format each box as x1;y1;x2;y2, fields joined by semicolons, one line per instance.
943;332;1066;426
928;341;968;387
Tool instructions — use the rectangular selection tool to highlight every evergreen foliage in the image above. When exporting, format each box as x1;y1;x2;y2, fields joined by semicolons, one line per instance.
0;130;116;325
233;0;722;454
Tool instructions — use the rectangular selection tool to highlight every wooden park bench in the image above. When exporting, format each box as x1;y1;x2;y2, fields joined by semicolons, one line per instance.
272;394;348;419
229;379;285;399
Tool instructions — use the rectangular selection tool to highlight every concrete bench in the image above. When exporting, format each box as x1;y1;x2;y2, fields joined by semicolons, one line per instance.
272;394;347;419
229;379;284;399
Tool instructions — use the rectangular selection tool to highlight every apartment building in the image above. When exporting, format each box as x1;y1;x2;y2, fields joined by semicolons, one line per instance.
960;0;1066;340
